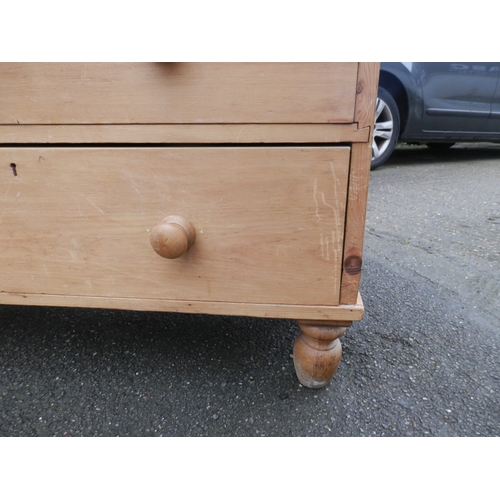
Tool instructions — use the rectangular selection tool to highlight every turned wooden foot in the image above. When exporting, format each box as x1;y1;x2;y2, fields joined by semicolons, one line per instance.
293;320;351;388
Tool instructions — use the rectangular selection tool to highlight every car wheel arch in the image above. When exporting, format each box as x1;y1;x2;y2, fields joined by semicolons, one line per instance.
371;87;401;169
378;70;409;136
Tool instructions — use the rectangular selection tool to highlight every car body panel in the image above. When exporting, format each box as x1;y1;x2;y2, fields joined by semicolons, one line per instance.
421;62;496;132
380;62;500;143
485;72;500;131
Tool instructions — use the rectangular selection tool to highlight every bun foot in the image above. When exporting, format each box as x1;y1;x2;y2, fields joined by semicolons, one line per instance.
293;320;351;388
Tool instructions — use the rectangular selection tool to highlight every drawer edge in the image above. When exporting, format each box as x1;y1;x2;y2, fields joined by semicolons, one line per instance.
0;293;364;321
0;124;369;144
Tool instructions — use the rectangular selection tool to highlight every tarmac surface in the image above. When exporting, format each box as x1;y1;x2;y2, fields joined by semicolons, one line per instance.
0;143;499;436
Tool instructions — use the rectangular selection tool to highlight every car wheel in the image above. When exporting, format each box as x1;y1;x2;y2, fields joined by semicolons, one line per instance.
426;142;455;150
371;87;400;169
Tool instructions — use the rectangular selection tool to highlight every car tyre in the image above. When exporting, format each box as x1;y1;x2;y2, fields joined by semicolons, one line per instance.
371;87;400;169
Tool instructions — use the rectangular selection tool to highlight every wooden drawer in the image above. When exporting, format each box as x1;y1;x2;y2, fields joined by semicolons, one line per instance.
0;146;350;310
0;63;359;125
0;62;379;388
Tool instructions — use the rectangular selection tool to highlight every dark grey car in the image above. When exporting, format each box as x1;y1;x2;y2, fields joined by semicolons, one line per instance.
372;62;500;168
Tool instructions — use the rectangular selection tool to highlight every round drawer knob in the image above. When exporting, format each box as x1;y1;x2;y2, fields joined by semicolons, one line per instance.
150;216;195;259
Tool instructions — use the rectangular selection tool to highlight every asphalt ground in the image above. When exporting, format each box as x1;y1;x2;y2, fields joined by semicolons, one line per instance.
0;143;499;438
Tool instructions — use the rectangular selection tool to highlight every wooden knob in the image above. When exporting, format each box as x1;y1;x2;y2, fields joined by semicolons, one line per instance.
150;216;195;259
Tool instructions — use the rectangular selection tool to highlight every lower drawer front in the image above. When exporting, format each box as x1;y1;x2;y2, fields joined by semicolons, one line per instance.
0;147;350;307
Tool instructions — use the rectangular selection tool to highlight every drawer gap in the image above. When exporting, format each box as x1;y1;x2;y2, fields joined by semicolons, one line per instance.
0;142;352;149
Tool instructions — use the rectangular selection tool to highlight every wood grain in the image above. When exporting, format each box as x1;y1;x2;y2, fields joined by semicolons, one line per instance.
294;320;350;388
0;62;379;388
0;63;358;125
340;142;372;303
354;62;380;129
339;63;379;304
0;146;350;308
0;293;364;321
0;123;369;144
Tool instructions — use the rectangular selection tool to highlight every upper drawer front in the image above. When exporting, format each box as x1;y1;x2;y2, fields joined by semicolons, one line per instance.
0;147;349;306
0;63;358;125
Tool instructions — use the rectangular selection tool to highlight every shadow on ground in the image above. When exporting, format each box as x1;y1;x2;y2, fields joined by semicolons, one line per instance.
377;142;500;169
1;251;498;436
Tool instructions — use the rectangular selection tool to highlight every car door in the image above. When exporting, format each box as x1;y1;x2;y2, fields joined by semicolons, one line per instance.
483;70;500;134
418;62;499;133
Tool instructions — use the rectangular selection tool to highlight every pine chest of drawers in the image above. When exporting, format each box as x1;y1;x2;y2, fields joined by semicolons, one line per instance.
0;63;379;388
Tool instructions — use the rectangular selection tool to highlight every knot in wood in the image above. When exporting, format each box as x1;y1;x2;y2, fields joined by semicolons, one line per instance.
344;255;362;275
